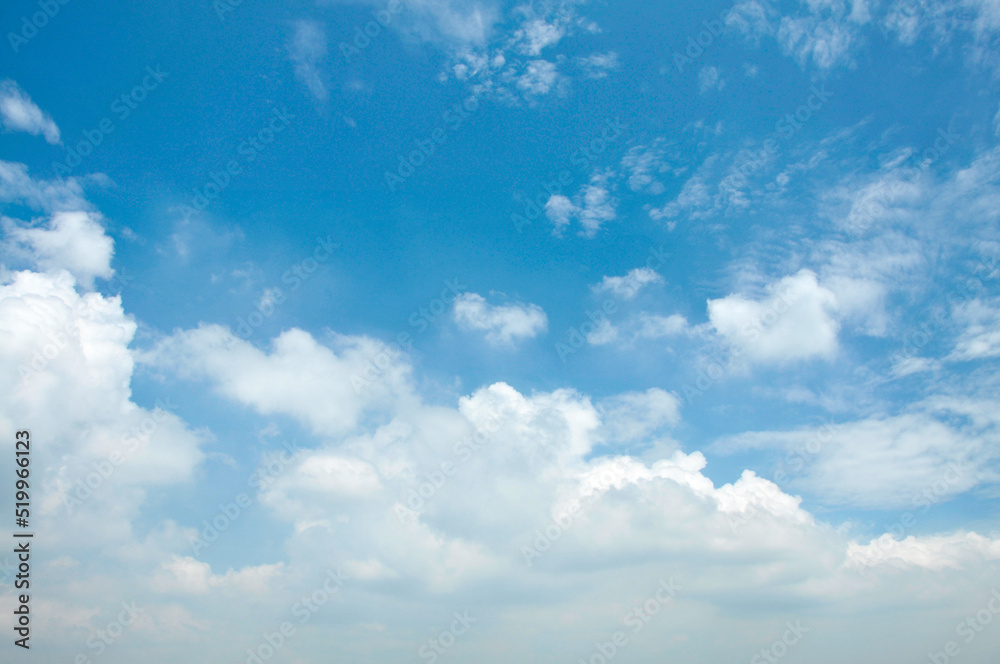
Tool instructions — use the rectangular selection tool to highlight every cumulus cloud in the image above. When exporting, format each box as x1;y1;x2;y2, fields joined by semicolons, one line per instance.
593;267;664;300
707;269;841;365
140;325;414;437
452;292;547;345
3;211;114;287
0;80;60;144
0;268;207;568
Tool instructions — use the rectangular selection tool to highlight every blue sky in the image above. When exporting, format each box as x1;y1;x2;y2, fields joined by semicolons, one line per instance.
2;0;1000;662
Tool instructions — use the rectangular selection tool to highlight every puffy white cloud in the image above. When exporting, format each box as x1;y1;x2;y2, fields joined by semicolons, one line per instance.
452;292;547;345
3;211;114;288
140;325;415;437
593;267;664;300
707;269;840;365
847;531;1000;572
0;79;60;144
0;267;207;577
103;313;1000;661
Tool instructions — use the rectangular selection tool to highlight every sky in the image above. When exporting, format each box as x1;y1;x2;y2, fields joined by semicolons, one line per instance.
1;0;1000;661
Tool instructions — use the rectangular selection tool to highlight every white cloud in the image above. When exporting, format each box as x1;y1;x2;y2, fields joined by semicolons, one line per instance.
622;138;686;196
715;407;996;509
598;388;681;443
636;312;691;338
0;80;60;144
707;269;841;365
543;194;576;232
777;14;855;69
593;267;664;300
577;51;620;78
513;18;563;55
452;292;547;345
152;557;285;595
544;170;617;237
587;313;691;348
3;211;114;288
0;268;207;575
0;160;90;212
949;298;1000;360
141;326;414;437
698;65;725;93
388;0;498;46
113;313;1000;661
288;20;329;102
847;531;1000;572
515;59;560;95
